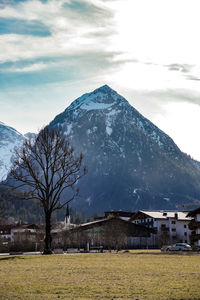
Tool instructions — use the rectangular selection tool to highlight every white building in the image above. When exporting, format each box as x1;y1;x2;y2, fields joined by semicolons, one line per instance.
131;210;192;247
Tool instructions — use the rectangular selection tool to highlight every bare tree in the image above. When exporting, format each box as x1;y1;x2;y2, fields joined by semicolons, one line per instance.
9;127;86;254
158;230;170;247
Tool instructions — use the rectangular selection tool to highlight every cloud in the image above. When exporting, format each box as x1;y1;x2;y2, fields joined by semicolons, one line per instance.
0;62;48;73
0;0;115;66
0;18;51;36
0;51;119;88
167;64;192;73
0;0;200;161
187;76;200;82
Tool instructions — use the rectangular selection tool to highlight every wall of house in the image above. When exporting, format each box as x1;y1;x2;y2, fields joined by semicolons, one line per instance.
127;236;156;248
196;214;200;222
133;215;191;247
194;214;200;247
154;219;191;244
169;220;190;243
11;228;36;242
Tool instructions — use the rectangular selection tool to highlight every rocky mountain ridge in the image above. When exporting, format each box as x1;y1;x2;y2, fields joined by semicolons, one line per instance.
49;85;200;215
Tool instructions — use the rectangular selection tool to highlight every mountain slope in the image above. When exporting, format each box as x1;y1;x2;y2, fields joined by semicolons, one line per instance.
0;122;25;181
48;85;200;215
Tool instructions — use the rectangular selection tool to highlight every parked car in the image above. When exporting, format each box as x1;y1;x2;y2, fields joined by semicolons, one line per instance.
162;243;192;251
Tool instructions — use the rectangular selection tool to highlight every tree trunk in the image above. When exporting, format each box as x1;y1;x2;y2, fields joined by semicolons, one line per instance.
43;211;53;254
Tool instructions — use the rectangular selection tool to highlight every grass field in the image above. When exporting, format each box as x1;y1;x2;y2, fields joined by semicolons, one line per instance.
0;250;200;300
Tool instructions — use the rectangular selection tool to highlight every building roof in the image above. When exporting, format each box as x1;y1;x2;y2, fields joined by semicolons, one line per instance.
132;210;192;221
79;217;108;228
11;224;40;230
187;207;200;217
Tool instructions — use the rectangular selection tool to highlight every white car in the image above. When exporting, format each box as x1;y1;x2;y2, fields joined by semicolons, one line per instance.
165;243;192;251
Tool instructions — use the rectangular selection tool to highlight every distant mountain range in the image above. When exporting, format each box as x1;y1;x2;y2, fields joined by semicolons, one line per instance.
1;85;200;217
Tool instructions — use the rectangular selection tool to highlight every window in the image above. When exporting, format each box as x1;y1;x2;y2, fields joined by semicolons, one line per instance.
184;232;187;236
184;225;187;228
171;220;176;224
161;224;166;228
172;228;176;232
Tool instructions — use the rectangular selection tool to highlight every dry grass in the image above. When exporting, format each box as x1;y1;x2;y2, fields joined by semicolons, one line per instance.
0;250;200;299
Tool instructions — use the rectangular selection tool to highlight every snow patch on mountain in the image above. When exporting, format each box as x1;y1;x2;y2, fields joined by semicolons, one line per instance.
81;101;115;111
64;124;72;136
0;122;25;182
67;85;128;113
106;126;112;135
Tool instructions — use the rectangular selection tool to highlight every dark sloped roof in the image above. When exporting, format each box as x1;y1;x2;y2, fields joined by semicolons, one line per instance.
187;207;200;217
13;224;40;230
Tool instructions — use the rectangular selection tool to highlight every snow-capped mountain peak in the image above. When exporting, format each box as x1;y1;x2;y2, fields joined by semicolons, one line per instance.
67;85;128;113
51;85;179;156
49;85;200;215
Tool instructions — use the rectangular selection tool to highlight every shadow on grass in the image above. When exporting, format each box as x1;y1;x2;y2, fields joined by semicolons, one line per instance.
121;251;163;256
0;256;25;261
120;250;200;256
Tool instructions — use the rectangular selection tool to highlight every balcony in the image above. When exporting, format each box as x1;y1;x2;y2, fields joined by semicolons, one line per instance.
188;220;200;230
190;233;200;243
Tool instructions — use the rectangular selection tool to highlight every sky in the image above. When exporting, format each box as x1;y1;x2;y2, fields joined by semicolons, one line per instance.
0;0;200;160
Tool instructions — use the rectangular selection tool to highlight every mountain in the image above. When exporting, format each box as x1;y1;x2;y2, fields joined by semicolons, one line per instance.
24;132;36;139
48;85;200;215
0;122;25;181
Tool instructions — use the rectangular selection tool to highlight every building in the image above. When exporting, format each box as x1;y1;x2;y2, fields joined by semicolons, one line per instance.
0;224;12;241
10;224;43;251
77;214;154;249
10;224;40;242
0;223;43;252
52;211;153;250
131;210;192;247
187;207;200;247
0;224;13;252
